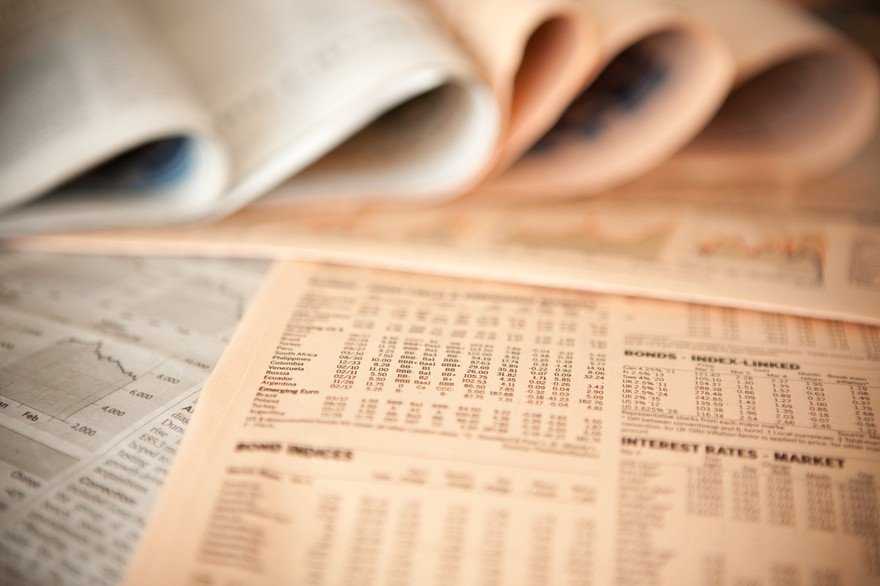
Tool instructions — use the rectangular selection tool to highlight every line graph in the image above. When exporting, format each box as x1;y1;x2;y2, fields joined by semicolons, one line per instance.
0;253;267;456
61;337;139;381
0;336;144;421
504;218;673;261
696;233;826;285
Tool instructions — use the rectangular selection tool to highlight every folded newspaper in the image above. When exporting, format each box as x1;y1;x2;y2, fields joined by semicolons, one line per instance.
1;0;877;234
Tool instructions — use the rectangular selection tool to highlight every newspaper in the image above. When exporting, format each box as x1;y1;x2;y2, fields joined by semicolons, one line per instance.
0;0;497;234
663;0;880;182
1;0;876;233
17;181;880;325
126;260;880;584
481;0;879;199
0;253;268;585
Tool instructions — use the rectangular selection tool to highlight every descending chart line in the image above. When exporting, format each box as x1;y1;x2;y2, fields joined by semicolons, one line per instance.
57;337;139;382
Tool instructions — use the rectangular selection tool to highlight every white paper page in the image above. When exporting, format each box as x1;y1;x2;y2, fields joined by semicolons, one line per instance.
136;0;500;210
126;261;880;584
0;253;268;585
0;0;227;233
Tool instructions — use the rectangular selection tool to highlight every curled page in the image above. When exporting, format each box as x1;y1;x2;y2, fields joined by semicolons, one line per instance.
0;0;501;234
483;0;735;198
0;0;227;234
423;0;600;171
656;0;880;184
137;0;500;210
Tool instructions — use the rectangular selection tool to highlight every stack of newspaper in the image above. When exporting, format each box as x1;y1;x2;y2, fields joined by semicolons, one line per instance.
1;0;879;584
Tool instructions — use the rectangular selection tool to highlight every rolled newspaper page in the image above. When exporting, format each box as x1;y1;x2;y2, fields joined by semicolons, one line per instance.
480;0;735;199
264;0;599;204
196;0;500;209
422;0;600;171
0;0;501;234
0;0;228;233
652;0;880;184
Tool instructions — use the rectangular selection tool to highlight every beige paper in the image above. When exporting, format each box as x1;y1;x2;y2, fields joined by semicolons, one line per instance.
480;0;735;198
648;0;880;183
422;0;599;170
16;181;880;326
126;261;880;584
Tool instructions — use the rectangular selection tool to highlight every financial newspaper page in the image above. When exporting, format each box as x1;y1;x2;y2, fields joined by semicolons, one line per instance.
0;253;268;585
28;188;880;325
129;261;880;585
